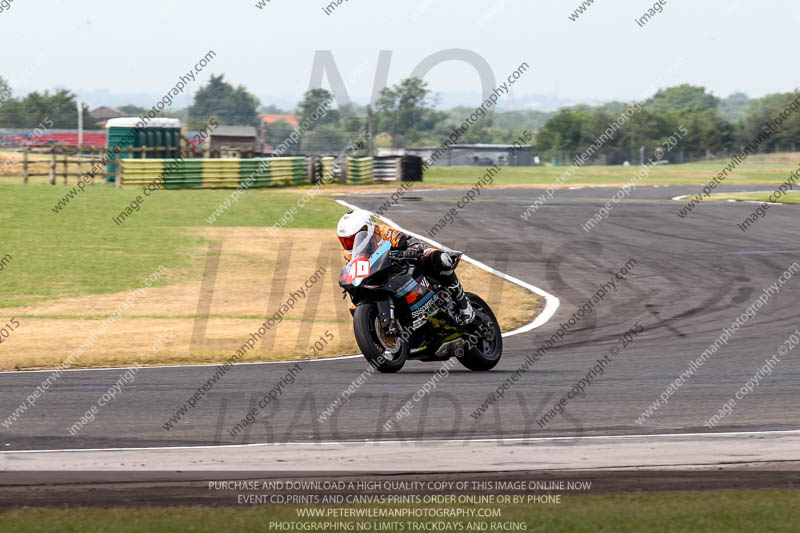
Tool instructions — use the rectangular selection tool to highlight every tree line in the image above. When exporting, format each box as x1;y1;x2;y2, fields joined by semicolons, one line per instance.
2;72;799;163
0;77;92;129
279;82;800;162
533;85;800;164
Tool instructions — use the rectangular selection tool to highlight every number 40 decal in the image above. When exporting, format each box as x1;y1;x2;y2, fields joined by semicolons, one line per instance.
349;258;370;282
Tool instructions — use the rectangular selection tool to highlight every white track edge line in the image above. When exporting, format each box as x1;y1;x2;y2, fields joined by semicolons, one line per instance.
4;429;800;455
5;200;794;456
334;199;560;337
0;355;364;375
671;192;793;205
1;199;560;376
1;197;565;455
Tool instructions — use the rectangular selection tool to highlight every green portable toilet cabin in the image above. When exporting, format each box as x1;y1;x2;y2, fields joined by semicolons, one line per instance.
105;117;182;182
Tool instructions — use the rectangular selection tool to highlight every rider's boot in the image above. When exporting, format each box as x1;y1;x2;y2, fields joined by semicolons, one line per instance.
423;250;475;325
446;280;475;324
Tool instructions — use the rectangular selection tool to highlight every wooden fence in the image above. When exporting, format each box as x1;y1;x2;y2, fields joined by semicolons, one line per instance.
5;145;264;185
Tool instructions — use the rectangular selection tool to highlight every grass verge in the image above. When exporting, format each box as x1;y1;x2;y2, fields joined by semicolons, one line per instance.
0;184;343;307
0;186;536;369
707;191;800;204
423;157;800;188
1;489;799;532
5;152;800;193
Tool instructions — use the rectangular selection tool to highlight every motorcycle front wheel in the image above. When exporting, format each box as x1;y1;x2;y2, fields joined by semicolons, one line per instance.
353;303;409;373
457;293;503;371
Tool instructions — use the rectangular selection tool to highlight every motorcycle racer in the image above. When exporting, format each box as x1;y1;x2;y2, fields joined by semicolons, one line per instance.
337;209;475;324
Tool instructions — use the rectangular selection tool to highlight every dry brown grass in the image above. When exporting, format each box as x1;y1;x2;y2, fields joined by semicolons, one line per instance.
0;228;538;370
740;152;800;164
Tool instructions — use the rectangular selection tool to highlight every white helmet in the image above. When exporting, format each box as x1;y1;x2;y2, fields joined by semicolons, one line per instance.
337;209;375;252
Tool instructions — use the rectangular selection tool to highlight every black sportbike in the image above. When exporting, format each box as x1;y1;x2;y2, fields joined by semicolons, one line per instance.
339;230;502;373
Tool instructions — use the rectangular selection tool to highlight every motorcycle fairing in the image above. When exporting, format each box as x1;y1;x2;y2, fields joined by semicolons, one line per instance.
338;231;392;289
351;240;391;287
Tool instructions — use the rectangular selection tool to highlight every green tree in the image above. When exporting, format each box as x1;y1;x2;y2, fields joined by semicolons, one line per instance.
648;84;719;113
493;109;553;132
624;107;676;157
264;120;297;152
738;92;800;152
0;100;23;127
679;109;734;157
188;74;259;128
533;107;596;161
118;104;147;116
300;124;349;154
718;93;751;122
0;76;11;104
376;77;442;147
0;88;90;129
578;107;631;164
0;76;22;127
296;88;340;129
260;103;290;114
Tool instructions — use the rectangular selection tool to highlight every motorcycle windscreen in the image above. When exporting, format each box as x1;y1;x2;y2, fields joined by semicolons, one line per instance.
350;229;379;260
340;230;390;287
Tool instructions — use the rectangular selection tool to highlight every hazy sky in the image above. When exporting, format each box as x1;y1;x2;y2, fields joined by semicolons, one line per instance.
1;0;797;109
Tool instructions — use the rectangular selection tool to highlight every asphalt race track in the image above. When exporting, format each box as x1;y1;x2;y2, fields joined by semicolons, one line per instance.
2;184;799;453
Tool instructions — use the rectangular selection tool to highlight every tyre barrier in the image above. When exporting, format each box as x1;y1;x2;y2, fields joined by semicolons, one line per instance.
346;157;373;184
121;157;308;189
120;155;423;189
320;156;338;184
372;156;401;183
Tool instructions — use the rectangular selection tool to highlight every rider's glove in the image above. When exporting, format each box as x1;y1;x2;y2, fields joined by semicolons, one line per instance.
403;244;426;261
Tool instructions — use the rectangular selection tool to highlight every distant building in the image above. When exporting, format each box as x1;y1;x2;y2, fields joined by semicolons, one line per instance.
259;114;299;128
258;114;301;153
208;125;258;149
89;106;126;127
377;144;534;167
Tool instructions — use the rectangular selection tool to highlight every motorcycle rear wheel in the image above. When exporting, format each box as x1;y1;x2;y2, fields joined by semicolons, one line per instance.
353;303;409;373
